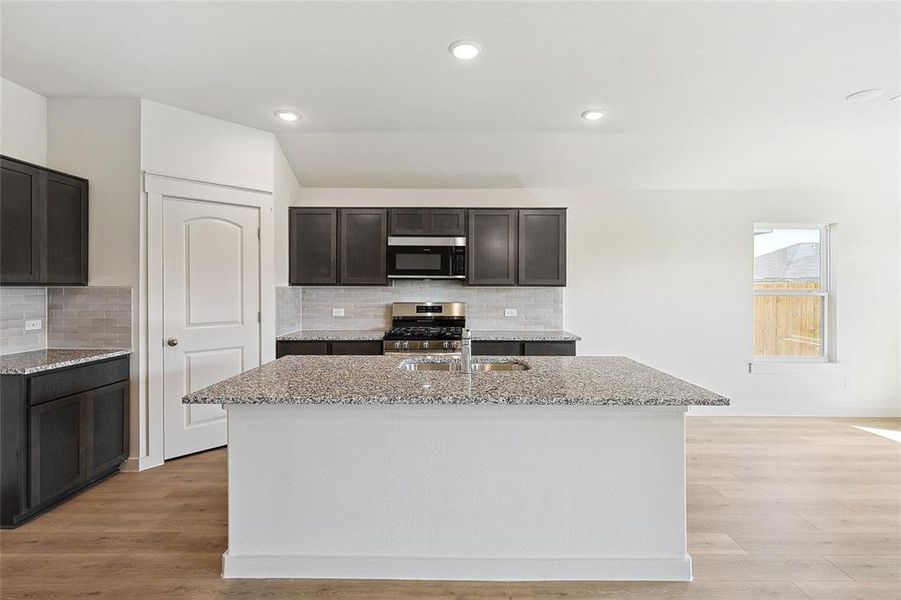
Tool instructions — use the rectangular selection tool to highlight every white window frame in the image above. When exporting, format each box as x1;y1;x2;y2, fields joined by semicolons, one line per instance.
752;223;833;365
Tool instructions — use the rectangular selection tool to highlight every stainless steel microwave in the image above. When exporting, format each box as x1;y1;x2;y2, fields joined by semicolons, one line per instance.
387;237;466;279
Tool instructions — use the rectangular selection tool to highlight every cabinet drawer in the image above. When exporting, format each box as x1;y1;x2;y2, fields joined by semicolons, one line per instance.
276;341;329;357
472;341;522;356
523;341;576;356
29;358;129;406
330;341;383;355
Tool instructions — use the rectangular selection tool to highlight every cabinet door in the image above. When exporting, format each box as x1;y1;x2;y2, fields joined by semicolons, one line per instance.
389;209;430;235
472;341;522;356
523;341;576;356
276;341;330;357
339;208;387;285
87;381;129;477
467;210;518;286
29;393;88;508
44;171;88;285
0;158;42;284
518;209;566;286
289;208;338;285
429;209;466;236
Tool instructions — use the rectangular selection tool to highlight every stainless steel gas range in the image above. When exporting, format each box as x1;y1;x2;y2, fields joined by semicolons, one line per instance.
382;302;465;356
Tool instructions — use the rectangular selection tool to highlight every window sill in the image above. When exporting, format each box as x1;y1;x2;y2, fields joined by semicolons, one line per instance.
749;361;844;375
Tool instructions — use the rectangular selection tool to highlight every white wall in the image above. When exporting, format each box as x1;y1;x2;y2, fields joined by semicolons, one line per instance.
274;141;302;287
47;97;143;458
0;78;47;165
291;187;900;416
140;100;275;192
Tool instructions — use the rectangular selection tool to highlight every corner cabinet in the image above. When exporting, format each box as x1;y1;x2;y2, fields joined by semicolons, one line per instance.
1;357;129;528
0;156;88;286
288;208;387;286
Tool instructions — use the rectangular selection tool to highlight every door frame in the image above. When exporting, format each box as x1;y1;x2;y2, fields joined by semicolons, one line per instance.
145;172;274;465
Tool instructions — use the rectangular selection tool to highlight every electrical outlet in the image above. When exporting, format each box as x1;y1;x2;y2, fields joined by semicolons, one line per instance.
332;308;345;317
504;308;517;317
25;319;42;331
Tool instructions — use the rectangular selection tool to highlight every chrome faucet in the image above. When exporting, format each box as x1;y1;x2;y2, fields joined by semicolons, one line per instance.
461;328;472;374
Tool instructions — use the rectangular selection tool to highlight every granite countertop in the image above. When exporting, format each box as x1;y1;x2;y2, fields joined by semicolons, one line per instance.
0;348;132;375
276;329;581;342
471;330;581;342
277;329;386;341
184;355;728;407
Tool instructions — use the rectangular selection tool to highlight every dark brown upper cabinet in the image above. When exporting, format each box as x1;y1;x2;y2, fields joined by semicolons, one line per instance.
518;209;567;286
289;208;338;285
288;207;388;286
389;208;466;236
1;156;88;286
339;208;388;285
1;159;41;284
466;209;518;286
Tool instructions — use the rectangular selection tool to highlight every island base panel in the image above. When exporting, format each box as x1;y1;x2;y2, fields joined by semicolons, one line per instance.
224;404;690;581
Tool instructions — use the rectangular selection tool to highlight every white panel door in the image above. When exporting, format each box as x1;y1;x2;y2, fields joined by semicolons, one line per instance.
163;197;260;459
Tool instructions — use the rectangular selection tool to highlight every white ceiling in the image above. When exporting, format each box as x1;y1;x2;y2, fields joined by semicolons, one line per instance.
2;1;898;189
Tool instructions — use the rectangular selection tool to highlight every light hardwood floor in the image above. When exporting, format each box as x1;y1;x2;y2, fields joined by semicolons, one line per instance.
1;417;898;599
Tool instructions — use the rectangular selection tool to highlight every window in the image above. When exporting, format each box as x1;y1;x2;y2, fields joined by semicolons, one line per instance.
753;225;830;361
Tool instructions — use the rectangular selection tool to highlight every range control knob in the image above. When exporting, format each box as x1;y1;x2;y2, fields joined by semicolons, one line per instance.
422;341;429;349
443;341;450;349
394;341;401;349
402;341;409;349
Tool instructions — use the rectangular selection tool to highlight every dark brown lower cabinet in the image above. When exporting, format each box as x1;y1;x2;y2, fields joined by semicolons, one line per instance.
330;341;383;355
276;340;383;357
29;393;89;508
1;357;129;528
473;341;577;356
277;339;576;357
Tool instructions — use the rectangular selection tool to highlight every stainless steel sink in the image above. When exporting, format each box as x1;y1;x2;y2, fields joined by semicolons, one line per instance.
471;362;529;372
398;359;530;373
399;361;458;372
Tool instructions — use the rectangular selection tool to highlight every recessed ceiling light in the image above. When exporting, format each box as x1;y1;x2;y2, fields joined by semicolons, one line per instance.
274;110;301;123
845;89;885;102
449;40;481;60
581;109;607;121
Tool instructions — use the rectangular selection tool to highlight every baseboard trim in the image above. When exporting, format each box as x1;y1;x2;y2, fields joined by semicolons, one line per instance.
688;407;901;417
121;455;164;472
221;552;693;581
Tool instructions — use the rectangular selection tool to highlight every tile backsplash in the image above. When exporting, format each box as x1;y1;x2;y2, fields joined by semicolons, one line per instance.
0;286;132;355
278;280;563;331
276;286;303;335
47;287;132;349
0;287;48;354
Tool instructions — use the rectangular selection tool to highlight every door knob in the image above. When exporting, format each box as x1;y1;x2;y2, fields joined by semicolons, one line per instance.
166;337;179;347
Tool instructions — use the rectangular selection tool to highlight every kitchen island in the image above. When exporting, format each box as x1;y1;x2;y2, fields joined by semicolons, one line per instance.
184;355;727;581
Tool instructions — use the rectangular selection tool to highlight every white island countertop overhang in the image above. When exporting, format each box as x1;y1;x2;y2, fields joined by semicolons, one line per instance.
184;355;727;582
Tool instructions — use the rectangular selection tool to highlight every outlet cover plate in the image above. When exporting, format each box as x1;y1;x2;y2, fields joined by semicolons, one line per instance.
504;308;517;317
332;308;345;317
25;319;43;331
